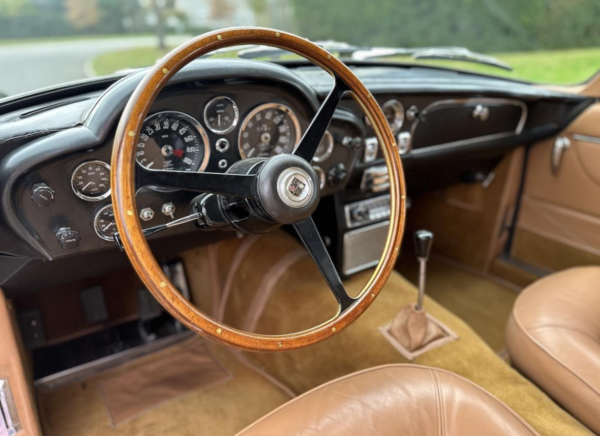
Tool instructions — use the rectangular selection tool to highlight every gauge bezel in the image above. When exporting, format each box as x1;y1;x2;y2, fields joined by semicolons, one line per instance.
312;165;326;190
71;160;111;202
365;99;405;134
137;110;211;173
93;204;116;241
203;96;239;135
313;130;334;163
237;102;302;159
382;99;404;134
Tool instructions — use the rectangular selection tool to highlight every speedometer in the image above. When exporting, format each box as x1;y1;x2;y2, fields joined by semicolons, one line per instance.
136;111;210;172
238;103;301;159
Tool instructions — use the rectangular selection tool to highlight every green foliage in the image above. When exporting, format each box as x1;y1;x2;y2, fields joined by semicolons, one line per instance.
292;0;600;53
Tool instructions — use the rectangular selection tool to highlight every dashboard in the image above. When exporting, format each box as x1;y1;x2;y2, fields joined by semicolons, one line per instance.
0;58;592;293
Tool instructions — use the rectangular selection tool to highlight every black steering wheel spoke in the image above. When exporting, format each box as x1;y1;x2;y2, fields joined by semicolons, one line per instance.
135;165;258;199
294;217;355;312
293;76;349;163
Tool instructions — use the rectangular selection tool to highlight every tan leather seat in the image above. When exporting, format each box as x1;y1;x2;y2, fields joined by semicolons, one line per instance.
236;365;538;436
506;267;600;434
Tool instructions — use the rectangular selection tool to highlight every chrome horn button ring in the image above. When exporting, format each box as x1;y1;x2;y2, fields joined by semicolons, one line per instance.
277;167;313;208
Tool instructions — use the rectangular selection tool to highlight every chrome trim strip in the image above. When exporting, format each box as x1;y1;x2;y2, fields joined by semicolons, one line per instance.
409;97;528;152
572;134;600;144
411;131;516;156
34;331;194;391
0;379;21;435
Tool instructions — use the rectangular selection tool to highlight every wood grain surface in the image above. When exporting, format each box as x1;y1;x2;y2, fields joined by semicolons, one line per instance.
111;27;406;351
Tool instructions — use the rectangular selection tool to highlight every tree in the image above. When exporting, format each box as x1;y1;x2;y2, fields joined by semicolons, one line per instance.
0;0;30;17
65;0;101;30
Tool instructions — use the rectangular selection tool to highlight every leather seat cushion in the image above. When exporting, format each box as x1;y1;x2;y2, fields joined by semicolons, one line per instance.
506;266;600;434
236;364;538;436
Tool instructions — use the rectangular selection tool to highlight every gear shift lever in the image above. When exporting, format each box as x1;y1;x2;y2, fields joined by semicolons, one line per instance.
414;230;433;310
388;228;445;355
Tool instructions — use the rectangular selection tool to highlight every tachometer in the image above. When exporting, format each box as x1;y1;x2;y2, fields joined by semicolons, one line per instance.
238;103;301;159
136;111;210;172
71;160;111;202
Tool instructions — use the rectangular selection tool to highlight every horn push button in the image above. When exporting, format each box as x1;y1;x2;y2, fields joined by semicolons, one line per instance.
256;154;320;224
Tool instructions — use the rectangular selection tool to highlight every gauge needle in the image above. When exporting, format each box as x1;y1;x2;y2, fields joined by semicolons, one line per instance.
103;222;115;230
82;181;92;191
218;113;221;126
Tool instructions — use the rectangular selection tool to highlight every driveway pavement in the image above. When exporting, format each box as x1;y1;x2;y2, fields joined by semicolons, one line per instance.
0;35;190;97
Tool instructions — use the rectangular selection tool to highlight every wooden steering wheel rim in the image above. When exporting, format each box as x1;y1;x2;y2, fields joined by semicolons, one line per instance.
111;27;406;351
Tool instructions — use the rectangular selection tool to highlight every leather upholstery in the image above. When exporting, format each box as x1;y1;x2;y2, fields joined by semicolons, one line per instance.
236;364;539;436
506;267;600;434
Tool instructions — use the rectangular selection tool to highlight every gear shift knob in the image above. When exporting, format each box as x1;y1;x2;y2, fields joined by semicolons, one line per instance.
414;230;433;310
414;230;434;261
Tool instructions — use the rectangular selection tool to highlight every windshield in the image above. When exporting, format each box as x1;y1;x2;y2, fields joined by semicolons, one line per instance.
1;0;599;97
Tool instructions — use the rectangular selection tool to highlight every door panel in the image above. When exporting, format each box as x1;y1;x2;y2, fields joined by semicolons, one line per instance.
515;103;600;271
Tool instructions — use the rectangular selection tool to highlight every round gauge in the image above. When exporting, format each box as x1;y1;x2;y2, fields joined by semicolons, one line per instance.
238;103;302;159
136;111;210;172
365;99;404;134
313;130;334;163
204;96;239;135
94;204;117;241
313;166;326;190
71;160;111;202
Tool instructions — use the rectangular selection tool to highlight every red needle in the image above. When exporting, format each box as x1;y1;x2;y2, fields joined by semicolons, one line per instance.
172;149;184;158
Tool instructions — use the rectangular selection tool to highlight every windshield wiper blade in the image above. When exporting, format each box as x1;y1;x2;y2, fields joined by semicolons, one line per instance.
202;40;363;60
352;46;512;71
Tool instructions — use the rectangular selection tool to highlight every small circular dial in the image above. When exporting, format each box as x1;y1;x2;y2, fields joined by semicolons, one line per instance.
365;99;404;134
204;96;239;134
313;130;334;162
71;160;111;202
238;103;301;159
136;111;210;172
94;204;117;241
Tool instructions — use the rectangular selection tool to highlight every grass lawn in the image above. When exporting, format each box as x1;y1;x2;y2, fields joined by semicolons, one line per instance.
389;47;600;85
91;45;600;85
92;47;174;76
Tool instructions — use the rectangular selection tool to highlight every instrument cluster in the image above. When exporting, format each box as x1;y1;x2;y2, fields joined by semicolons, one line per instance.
67;93;350;244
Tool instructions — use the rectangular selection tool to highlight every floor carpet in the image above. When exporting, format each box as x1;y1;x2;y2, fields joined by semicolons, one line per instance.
37;338;291;436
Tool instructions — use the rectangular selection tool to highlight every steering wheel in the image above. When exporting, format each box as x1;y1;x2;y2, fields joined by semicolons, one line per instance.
111;27;406;351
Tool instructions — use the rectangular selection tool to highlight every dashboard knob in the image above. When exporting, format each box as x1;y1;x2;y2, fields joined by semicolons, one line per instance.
351;207;368;222
327;163;347;187
31;183;55;206
56;227;80;249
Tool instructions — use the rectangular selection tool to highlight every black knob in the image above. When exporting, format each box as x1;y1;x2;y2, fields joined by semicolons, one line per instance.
56;227;80;249
414;229;433;261
31;183;55;206
327;163;347;187
351;207;368;222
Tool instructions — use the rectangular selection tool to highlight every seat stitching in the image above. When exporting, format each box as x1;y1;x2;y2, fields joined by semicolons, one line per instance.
527;323;599;342
430;369;443;436
435;371;447;436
